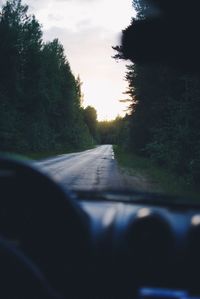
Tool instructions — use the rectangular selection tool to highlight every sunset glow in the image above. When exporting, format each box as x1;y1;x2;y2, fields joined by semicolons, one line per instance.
24;0;135;120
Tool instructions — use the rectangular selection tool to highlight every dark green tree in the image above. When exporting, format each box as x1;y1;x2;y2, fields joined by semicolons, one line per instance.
0;0;93;154
83;106;98;142
114;0;200;186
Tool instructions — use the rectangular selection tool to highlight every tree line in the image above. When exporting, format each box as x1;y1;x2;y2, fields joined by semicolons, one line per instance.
113;0;200;187
98;116;129;146
3;0;199;190
0;0;97;155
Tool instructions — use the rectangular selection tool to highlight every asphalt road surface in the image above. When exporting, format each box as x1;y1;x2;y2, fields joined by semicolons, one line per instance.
36;145;124;191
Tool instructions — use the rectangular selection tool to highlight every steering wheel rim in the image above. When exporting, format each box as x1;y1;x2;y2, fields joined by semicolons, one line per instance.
0;236;63;299
0;154;90;296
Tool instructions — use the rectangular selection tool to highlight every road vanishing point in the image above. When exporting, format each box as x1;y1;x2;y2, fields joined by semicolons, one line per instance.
36;145;124;191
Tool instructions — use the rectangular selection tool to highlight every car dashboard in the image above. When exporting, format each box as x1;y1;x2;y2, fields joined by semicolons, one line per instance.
78;193;200;299
0;156;200;299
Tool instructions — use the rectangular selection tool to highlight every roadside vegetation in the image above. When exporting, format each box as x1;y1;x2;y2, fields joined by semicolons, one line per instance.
98;116;129;145
114;146;200;199
0;0;97;156
1;0;200;198
110;0;200;194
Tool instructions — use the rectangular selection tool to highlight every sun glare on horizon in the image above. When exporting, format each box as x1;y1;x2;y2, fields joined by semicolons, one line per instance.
82;77;128;121
24;0;135;120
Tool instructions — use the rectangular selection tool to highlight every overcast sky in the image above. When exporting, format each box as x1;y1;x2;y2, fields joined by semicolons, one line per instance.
2;0;135;120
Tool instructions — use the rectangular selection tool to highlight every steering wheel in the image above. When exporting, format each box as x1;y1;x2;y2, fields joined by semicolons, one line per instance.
0;236;63;299
0;154;90;296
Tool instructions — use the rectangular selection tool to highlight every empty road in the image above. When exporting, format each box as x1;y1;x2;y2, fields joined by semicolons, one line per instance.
36;145;124;191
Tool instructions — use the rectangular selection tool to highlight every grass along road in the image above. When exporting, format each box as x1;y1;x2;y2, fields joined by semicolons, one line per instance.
114;146;200;200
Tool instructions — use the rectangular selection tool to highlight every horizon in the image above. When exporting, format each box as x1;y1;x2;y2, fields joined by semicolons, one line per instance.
0;0;135;120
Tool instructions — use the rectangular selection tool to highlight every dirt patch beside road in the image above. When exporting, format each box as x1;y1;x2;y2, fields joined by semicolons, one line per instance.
119;166;163;193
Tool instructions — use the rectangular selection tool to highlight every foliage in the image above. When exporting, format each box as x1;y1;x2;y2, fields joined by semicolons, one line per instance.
0;0;93;154
83;106;99;142
114;146;200;199
98;116;129;146
113;0;200;187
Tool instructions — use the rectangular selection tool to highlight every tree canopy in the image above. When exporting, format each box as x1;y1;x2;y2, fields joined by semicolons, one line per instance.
0;0;94;154
114;0;200;186
83;106;99;142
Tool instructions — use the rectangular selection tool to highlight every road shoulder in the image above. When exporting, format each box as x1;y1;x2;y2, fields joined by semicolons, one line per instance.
113;145;197;197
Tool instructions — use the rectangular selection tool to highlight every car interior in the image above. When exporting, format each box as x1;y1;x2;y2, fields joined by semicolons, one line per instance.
1;155;200;299
1;0;200;299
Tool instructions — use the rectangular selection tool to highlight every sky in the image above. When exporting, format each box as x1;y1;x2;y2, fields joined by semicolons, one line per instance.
2;0;135;120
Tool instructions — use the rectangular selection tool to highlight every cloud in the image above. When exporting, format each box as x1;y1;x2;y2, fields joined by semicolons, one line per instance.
1;0;133;119
43;25;118;75
58;0;96;1
25;0;97;12
43;25;128;119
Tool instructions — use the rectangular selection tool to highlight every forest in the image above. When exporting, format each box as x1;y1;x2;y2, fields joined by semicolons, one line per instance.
113;0;200;188
0;0;97;155
1;0;200;189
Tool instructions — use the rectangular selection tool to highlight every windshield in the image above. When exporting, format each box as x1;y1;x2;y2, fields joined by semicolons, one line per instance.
0;0;199;201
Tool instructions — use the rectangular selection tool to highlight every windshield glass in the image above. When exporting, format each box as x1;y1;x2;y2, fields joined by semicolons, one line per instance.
0;0;199;201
